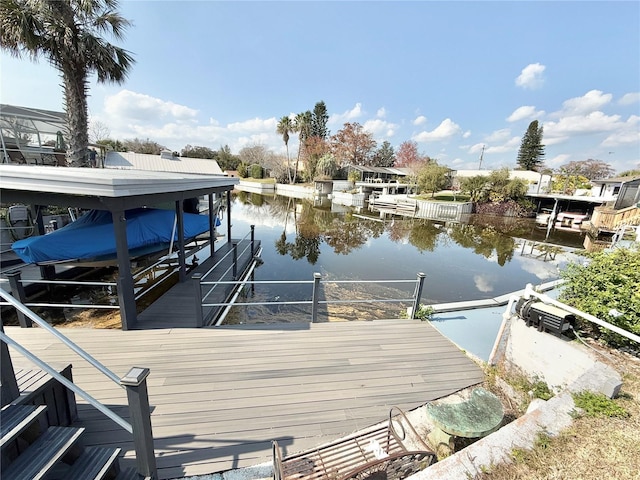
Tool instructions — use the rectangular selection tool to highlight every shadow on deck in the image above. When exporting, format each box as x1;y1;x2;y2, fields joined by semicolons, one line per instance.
136;238;260;329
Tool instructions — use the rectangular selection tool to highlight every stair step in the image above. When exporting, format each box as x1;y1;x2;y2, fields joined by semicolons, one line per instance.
0;404;47;448
1;425;84;480
65;446;122;480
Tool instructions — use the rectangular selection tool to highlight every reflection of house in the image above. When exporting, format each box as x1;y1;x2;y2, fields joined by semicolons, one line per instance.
452;169;552;194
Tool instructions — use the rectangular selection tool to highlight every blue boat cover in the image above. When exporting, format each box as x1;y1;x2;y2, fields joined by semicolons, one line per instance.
12;208;219;264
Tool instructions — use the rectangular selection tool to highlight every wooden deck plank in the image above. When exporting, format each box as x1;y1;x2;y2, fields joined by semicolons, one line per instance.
5;320;484;479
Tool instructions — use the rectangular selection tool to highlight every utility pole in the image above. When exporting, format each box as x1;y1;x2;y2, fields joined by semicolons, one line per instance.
478;145;485;169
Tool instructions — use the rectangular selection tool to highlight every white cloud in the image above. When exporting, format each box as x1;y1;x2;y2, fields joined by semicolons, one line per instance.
486;137;521;154
363;118;397;138
515;63;546;89
412;118;462;142
546;154;571;168
104;90;198;124
602;115;640;147
545;111;622;139
376;108;386;118
462;130;471;139
329;103;363;125
413;115;427;126
486;128;512;143
560;89;612;115
619;92;640;106
228;117;277;133
507;106;544;122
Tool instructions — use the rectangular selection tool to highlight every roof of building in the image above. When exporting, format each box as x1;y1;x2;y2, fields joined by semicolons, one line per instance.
591;175;640;184
347;165;411;176
0;164;237;199
105;150;224;175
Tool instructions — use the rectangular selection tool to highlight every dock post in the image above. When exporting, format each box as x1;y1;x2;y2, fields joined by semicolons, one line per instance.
121;367;157;480
1;323;20;406
250;225;255;255
411;273;426;319
193;273;204;328
232;243;238;280
311;273;322;323
6;272;31;328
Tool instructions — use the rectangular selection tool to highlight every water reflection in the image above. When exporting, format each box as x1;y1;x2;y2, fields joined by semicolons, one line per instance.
227;192;584;324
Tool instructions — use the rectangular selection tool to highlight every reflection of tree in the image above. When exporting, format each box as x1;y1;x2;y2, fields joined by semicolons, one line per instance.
324;214;385;255
447;224;515;266
408;221;442;252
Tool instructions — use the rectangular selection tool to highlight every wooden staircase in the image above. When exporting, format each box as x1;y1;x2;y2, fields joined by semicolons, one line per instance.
1;403;138;480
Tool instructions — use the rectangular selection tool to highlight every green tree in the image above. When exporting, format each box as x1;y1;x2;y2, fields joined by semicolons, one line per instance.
311;101;329;139
216;144;240;171
97;138;125;152
276;116;294;183
372;141;395;167
516;120;545;171
293;111;312;183
559;247;640;347
1;0;134;166
461;175;489;202
316;153;337;179
181;145;218;159
416;162;450;197
122;137;164;155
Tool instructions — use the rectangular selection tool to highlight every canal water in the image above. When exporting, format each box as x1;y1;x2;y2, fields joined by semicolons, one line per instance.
223;191;585;346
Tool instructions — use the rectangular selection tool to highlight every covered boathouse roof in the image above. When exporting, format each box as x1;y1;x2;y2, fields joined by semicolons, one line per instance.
0;164;239;330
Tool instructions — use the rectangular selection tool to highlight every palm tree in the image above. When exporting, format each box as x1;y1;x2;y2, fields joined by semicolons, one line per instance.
0;0;134;167
293;111;312;183
276;115;293;183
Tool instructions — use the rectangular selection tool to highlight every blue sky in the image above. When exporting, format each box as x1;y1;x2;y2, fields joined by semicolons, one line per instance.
1;1;639;173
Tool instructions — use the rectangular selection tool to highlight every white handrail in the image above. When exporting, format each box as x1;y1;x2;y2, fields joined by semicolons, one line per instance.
0;290;122;385
0;331;133;434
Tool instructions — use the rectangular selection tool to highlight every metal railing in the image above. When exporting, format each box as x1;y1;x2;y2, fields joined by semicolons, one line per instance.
194;271;426;324
0;289;157;478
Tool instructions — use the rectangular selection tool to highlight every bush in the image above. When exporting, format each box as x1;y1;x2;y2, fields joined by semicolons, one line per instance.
250;163;263;179
237;163;248;178
559;247;640;347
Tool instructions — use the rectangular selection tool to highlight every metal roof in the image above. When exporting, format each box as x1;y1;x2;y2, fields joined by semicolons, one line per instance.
0;164;236;199
105;151;224;175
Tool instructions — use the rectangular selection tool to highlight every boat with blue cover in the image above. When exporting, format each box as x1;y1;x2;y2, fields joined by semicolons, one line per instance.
12;207;220;266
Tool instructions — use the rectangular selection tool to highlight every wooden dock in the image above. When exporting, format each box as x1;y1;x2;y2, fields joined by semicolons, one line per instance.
5;319;485;479
137;238;260;329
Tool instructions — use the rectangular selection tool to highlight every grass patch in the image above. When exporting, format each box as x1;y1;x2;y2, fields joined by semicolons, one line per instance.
573;391;629;418
239;177;276;184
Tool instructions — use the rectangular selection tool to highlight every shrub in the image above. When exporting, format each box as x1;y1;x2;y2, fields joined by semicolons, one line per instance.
237;163;248;178
250;163;263;179
559;246;640;348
